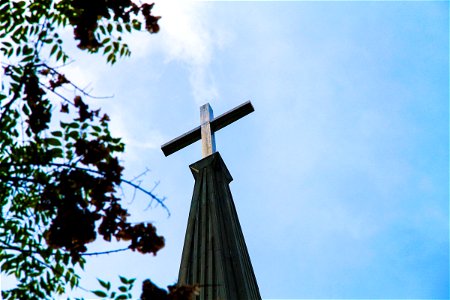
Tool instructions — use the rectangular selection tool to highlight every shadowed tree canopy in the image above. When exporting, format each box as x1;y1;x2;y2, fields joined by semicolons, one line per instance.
0;0;195;298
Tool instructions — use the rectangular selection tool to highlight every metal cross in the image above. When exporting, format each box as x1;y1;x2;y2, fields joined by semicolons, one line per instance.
161;101;254;157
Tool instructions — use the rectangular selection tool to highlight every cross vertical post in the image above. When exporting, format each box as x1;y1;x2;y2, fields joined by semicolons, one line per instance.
200;103;216;158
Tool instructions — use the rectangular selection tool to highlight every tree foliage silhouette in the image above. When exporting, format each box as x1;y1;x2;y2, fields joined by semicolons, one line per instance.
0;0;193;298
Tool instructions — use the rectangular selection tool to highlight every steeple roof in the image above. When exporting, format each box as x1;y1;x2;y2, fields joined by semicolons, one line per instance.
178;152;261;300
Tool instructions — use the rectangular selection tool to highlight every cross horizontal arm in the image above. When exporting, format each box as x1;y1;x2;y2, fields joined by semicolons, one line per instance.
161;125;201;157
161;101;254;157
210;101;254;132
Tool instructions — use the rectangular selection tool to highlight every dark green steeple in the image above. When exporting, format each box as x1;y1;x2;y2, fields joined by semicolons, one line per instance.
178;152;261;300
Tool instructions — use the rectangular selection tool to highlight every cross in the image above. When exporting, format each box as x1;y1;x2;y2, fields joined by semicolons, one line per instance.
161;101;254;157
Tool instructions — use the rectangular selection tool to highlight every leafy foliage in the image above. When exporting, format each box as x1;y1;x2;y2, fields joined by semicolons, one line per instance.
88;276;200;300
90;276;136;300
140;279;200;300
0;0;194;299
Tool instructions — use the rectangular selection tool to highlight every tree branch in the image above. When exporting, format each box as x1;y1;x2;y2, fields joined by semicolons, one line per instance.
82;247;130;256
48;162;170;215
0;161;171;216
42;63;114;99
121;177;169;216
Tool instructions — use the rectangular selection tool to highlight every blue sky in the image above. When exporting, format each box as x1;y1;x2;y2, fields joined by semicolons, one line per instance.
5;1;448;299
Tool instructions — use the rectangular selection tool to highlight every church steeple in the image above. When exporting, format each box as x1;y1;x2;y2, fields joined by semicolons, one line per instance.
178;153;261;299
161;101;261;300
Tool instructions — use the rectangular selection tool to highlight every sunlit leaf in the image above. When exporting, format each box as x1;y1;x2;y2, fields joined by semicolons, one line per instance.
92;290;107;297
98;279;111;291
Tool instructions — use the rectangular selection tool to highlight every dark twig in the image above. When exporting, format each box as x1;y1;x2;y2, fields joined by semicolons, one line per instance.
130;168;151;182
121;177;169;216
39;81;75;106
82;247;130;256
42;63;114;99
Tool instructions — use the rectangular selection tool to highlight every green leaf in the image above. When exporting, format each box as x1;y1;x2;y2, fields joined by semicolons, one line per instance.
55;263;63;275
45;138;62;146
67;122;80;129
63;253;70;265
20;54;34;62
70;275;78;288
49;148;63;158
51;131;63;137
56;49;62;61
99;25;106;35
92;290;107;298
132;20;141;30
22;104;30;116
50;44;58;56
119;275;128;284
22;45;32;55
79;258;85;270
97;279;111;291
118;286;127;292
67;130;78;140
107;53;115;63
103;45;112;55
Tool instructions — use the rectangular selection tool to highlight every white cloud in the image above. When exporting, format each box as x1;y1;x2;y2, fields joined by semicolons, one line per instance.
130;0;228;105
